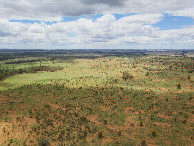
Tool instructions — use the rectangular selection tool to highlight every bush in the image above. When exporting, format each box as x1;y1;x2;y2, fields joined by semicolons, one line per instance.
98;132;103;139
122;71;133;80
39;137;50;146
177;83;181;90
152;131;157;138
141;140;147;146
140;121;143;127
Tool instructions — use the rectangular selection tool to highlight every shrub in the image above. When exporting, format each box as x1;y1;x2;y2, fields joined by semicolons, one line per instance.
103;120;107;125
140;121;143;127
118;131;122;136
39;137;50;146
177;83;181;90
122;71;133;80
141;140;147;146
152;131;157;138
98;132;103;139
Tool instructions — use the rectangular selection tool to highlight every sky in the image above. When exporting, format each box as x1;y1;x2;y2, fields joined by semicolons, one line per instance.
0;0;194;49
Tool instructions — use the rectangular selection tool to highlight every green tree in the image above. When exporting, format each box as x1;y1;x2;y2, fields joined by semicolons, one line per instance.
122;71;133;81
187;75;191;79
98;132;103;139
141;140;147;146
177;83;181;90
152;131;157;138
39;137;50;146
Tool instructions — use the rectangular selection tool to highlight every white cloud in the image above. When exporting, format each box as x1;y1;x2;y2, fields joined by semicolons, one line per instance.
152;26;194;44
167;8;194;18
1;0;194;21
0;13;193;49
0;0;194;49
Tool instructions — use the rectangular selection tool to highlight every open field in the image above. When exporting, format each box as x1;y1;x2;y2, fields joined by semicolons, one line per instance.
0;49;193;145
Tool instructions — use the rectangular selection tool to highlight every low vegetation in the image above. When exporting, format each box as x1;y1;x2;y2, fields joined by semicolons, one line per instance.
0;49;193;145
0;66;63;81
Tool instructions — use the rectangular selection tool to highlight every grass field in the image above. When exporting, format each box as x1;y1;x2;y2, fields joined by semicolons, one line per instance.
0;50;193;145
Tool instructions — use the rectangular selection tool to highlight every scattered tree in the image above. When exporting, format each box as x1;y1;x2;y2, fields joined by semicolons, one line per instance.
98;132;103;139
122;71;133;81
141;140;147;146
152;131;157;138
177;83;181;90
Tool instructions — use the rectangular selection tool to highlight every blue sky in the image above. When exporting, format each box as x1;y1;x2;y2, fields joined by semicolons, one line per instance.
153;14;194;30
1;0;194;49
9;13;194;31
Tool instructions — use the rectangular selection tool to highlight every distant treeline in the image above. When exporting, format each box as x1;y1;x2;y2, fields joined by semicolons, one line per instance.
5;59;43;64
0;49;148;61
50;55;99;61
0;65;63;81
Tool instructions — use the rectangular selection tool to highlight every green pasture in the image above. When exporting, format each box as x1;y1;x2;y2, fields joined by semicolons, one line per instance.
0;56;193;94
